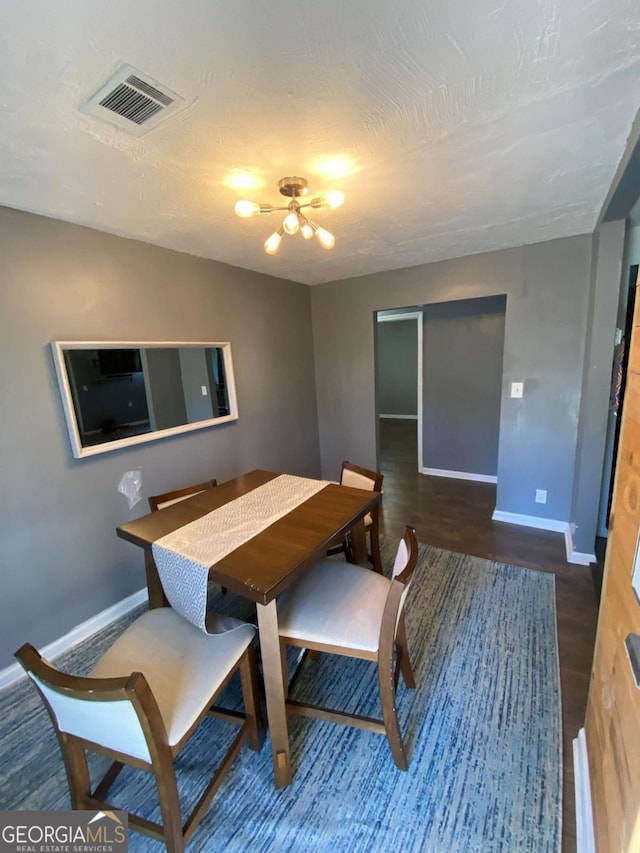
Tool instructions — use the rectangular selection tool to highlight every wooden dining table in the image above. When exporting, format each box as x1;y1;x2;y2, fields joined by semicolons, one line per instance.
116;469;381;788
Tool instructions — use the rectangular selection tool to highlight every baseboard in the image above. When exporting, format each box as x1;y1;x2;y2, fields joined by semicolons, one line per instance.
422;467;497;484
0;588;147;692
573;728;596;853
379;414;418;420
565;524;596;565
492;509;568;533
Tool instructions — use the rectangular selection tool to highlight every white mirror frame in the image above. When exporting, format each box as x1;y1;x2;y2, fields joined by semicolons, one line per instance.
51;341;239;459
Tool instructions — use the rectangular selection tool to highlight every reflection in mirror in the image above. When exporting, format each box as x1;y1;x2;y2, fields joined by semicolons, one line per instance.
52;342;238;458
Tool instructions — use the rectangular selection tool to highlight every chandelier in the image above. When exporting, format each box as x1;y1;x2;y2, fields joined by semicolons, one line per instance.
234;177;344;255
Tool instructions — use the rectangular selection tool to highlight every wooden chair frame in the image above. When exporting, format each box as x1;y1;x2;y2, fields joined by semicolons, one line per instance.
15;641;262;853
148;479;217;512
282;525;418;769
328;461;384;574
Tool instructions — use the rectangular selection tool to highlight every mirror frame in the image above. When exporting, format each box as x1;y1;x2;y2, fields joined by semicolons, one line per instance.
51;341;239;459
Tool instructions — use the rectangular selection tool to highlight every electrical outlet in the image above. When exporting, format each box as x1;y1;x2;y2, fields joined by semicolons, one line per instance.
535;489;547;504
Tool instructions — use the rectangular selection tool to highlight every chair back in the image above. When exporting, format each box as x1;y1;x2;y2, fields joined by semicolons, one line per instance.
149;479;217;512
340;461;383;494
381;526;418;640
15;644;162;764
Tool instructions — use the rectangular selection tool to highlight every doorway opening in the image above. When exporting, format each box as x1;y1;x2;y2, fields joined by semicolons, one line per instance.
375;310;423;473
376;296;506;487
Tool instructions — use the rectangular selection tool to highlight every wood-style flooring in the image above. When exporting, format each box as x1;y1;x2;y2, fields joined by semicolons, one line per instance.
376;418;600;853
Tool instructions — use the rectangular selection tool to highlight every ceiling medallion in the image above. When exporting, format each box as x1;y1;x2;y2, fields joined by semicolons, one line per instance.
234;176;344;255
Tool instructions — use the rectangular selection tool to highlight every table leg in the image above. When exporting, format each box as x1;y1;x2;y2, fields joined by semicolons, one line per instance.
256;599;292;788
350;518;368;567
144;550;169;609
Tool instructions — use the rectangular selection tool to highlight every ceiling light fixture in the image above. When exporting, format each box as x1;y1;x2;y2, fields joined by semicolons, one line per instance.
235;177;344;255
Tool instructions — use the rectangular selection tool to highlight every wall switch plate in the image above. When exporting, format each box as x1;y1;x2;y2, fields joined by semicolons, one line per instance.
535;489;547;504
511;381;524;398
201;386;208;396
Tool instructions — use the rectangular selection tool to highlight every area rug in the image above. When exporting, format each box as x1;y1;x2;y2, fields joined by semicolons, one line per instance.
0;538;561;852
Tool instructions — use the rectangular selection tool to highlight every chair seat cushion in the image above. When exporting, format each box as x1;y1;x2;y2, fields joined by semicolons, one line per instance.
277;559;390;652
91;608;255;747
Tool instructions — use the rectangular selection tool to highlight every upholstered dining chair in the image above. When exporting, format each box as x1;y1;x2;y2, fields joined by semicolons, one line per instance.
148;479;217;511
278;525;419;770
15;608;262;853
327;460;384;574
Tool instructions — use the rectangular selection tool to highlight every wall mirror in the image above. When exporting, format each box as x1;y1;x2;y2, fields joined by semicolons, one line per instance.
51;341;238;458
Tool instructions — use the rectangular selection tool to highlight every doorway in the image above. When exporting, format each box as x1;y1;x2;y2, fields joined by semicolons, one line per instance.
375;311;423;471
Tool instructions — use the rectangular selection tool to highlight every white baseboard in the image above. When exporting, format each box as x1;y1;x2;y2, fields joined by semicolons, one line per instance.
0;588;147;692
422;467;497;484
492;509;568;533
565;524;596;565
379;414;418;420
573;728;596;853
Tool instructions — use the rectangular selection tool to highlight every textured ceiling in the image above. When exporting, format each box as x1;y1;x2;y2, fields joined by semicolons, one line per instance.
1;0;639;285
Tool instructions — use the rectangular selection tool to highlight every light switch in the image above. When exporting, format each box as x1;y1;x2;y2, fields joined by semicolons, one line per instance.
201;386;208;396
511;382;524;398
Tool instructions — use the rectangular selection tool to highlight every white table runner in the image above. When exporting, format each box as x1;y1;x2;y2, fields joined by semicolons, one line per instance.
152;474;329;632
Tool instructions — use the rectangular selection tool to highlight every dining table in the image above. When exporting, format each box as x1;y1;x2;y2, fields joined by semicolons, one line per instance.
116;468;381;788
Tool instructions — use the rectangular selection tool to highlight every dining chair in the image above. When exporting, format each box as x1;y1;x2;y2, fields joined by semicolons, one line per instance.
148;479;217;511
278;525;419;770
15;608;262;853
327;460;384;574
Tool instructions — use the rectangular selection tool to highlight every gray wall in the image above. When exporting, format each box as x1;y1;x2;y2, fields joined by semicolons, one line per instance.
311;235;593;521
0;206;320;670
376;319;418;416
422;296;505;477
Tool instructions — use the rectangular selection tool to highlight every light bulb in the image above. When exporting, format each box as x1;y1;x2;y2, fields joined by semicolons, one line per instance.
300;222;313;240
315;227;335;249
324;190;344;209
264;228;284;255
283;212;300;235
235;200;261;217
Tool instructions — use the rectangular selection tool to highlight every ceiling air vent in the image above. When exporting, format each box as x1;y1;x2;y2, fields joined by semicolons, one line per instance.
79;64;184;136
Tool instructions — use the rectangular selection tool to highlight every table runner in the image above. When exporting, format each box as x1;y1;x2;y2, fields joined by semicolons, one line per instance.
152;474;329;632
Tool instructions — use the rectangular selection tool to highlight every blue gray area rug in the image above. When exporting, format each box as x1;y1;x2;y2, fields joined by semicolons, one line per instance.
0;540;561;852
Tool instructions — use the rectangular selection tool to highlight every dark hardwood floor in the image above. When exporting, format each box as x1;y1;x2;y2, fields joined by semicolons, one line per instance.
376;418;600;853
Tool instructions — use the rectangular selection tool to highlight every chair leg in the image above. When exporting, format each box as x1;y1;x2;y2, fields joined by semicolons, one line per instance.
369;521;384;574
58;734;91;809
239;645;265;750
378;656;409;771
396;615;415;689
152;750;184;853
280;640;290;699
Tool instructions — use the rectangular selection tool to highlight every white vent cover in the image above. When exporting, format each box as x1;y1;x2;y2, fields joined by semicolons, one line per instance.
79;64;184;136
